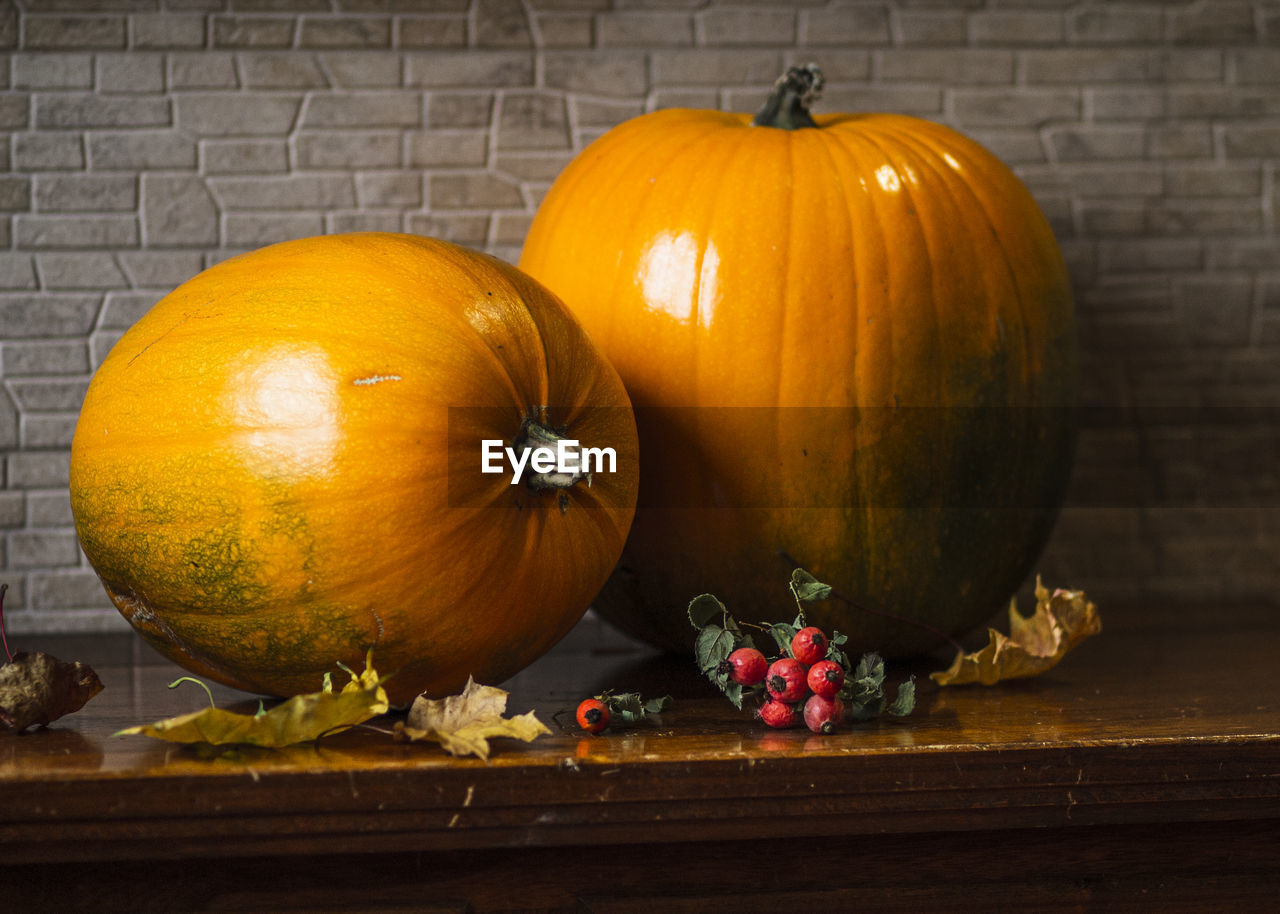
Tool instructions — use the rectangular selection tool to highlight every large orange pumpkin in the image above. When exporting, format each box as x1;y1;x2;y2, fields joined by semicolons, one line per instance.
519;66;1077;655
71;233;638;703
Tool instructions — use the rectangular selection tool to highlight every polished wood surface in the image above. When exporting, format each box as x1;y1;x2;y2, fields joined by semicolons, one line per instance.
5;602;1280;910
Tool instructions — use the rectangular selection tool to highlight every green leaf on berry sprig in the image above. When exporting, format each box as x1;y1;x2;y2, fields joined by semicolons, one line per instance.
842;651;916;721
789;568;833;604
598;690;673;726
689;593;757;708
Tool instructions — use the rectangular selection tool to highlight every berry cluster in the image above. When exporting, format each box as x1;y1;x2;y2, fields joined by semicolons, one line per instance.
690;568;916;733
723;624;848;733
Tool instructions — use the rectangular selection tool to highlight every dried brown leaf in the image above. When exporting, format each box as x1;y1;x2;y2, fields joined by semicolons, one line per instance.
0;651;104;733
931;578;1101;687
393;677;549;760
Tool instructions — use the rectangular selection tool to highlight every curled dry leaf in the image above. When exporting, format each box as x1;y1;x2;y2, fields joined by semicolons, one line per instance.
116;651;388;747
931;578;1101;687
394;677;549;760
0;652;104;733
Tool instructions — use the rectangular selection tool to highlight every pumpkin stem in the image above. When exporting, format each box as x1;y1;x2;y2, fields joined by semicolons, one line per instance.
515;417;593;493
751;64;823;130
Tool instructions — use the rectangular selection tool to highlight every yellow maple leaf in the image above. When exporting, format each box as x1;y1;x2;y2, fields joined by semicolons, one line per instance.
116;652;389;747
393;677;548;760
931;579;1101;686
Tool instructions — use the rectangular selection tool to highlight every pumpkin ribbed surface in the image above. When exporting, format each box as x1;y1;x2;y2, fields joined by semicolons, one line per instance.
519;102;1076;655
71;233;638;703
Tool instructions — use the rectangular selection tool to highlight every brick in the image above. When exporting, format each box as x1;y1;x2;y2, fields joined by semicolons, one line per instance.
22;414;77;449
492;211;532;245
493;151;574;181
7;531;81;568
429;172;523;209
89;132;198;170
970;10;1063;45
0;255;36;291
96;53;164;93
533;13;592;48
294;131;402;168
0;391;14;449
1059;166;1163;199
895;10;965;45
1099;239;1204;274
428;93;493;127
16;216;138;249
0;294;100;337
168;52;239;89
327;212;403;233
398;16;468;48
952;88;1078;127
0;176;32;212
1146;124;1212;160
1148;199;1263;237
231;0;329;9
1045;125;1144;162
1068;7;1162;44
36;94;170;129
819;86;941;115
23;15;126;50
0;494;22;529
7;450;72;489
406;213;489;247
223;213;324;247
497;92;569;149
406;50;533;87
142;175;219;247
100;290;164;329
212;15;296;47
406;130;488;167
238;51;329;88
89;331;125;369
1165;165;1261;198
34;175;136;213
1022;49;1222;84
475;0;532;47
117;252;202;288
208;175;356;209
1222;125;1280;159
651;49;782;86
798;50;871;83
1169;89;1280;119
0;95;29;129
876;49;1013;85
700;8;795;45
573;98;643;127
12;54;93;89
177;94;301;135
1174;278;1253;347
1167;1;1256;43
800;4;888;46
319;52;402;86
1078;200;1145;237
131;13;206;49
299;16;391;47
597;11;692;46
1208;239;1280;271
29;572;113;611
36;253;128;290
203;139;290;174
9;378;89;411
1089;88;1165;121
356;172;421;207
544;50;647;95
301;92;420;127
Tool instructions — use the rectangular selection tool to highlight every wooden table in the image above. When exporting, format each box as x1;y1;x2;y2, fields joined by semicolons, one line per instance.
4;600;1279;911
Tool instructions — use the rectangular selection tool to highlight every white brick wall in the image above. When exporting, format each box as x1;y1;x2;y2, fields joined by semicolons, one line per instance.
1;0;1278;632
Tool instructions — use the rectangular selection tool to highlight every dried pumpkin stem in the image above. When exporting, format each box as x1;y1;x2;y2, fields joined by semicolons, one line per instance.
751;64;824;130
515;416;593;492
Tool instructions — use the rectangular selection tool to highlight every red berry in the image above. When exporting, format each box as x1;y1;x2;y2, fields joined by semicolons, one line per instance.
726;647;768;686
758;699;797;729
576;698;610;734
765;657;808;703
803;693;845;734
791;626;828;665
806;659;845;698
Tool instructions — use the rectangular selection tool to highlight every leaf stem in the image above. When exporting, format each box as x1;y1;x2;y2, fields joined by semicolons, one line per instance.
169;676;217;709
777;551;965;654
0;583;12;664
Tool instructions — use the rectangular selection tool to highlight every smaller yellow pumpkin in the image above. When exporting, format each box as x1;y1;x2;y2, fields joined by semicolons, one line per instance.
71;233;638;703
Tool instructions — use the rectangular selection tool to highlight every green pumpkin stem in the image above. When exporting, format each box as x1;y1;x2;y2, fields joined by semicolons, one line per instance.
751;64;824;130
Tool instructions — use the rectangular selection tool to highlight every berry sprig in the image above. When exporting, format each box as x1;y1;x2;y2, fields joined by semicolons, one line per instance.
690;568;916;734
574;691;672;735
